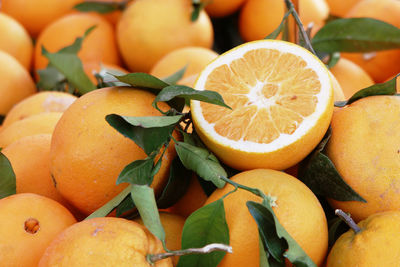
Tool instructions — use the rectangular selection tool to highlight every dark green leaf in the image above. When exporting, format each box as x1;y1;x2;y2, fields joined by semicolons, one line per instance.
259;238;270;267
335;74;398;107
116;158;154;185
312;18;400;53
94;66;129;88
175;141;226;188
191;0;205;22
74;2;120;14
265;9;292;40
328;217;348;247
0;152;16;199
85;185;132;220
177;199;229;267
153;85;231;111
162;65;187;85
181;130;206;148
326;52;340;69
298;130;366;202
106;114;181;155
114;73;169;93
156;157;192;209
131;185;166;246
247;201;317;267
37;66;66;91
116;195;136;217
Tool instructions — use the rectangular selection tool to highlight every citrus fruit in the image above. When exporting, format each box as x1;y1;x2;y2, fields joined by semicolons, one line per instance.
0;13;33;70
0;112;62;148
150;46;218;82
1;0;82;38
39;217;172;266
325;0;363;17
84;0;126;25
327;211;400;266
0;193;76;267
0;50;36;115
34;13;120;75
326;95;400;222
191;39;334;170
2;134;69;206
342;0;400;82
201;0;248;17
329;72;346;101
117;0;213;73
2;91;77;129
50;87;176;215
205;169;328;267
329;58;374;99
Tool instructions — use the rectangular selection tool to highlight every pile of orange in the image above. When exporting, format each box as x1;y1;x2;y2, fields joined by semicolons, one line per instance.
0;0;399;266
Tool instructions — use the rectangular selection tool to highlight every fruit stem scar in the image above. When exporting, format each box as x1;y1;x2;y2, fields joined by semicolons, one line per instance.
24;218;40;234
335;209;361;233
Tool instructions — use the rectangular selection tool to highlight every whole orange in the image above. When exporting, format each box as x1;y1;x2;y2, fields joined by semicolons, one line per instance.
117;0;213;73
34;13;120;76
326;96;400;222
50;87;176;215
201;0;248;17
205;169;328;267
39;217;172;266
0;193;76;267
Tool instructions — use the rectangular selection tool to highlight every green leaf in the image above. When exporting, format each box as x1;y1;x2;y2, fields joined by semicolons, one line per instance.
162;65;187;85
156;157;192;209
177;199;229;267
93;65;129;88
0;152;16;199
326;52;340;69
153;85;231;111
37;66;66;91
247;201;317;267
116;158;154;185
265;9;292;40
298;129;366;202
191;0;205;22
312;18;400;53
74;2;120;14
115;195;136;217
259;238;270;267
114;73;169;93
328;217;348;248
175;141;227;188
131;185;166;247
335;74;398;107
85;185;132;220
106;114;181;155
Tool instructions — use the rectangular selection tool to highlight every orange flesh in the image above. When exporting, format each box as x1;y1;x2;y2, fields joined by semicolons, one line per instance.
200;48;321;143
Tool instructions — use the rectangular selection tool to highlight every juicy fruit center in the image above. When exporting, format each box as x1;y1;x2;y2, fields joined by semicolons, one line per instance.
24;218;40;234
200;48;321;144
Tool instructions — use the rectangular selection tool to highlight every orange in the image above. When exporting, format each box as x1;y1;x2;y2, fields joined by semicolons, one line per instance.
205;169;328;267
325;0;363;17
0;112;62;148
191;40;333;170
150;46;218;82
0;193;76;267
342;0;400;82
329;72;346;101
326;96;400;222
0;50;36;115
34;13;120;75
168;175;208;217
84;0;127;25
1;0;83;38
329;58;374;99
2;134;69;206
327;211;400;266
201;0;248;17
39;217;172;266
2;91;77;129
117;0;213;73
50;87;176;215
239;0;329;42
136;212;185;265
0;12;33;70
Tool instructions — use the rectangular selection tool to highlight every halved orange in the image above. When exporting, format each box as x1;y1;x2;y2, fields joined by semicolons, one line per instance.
191;40;334;170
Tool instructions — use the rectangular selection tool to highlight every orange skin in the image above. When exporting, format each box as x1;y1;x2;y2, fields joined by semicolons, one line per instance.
1;0;83;38
34;13;120;77
342;0;400;82
327;96;400;222
0;50;36;115
201;0;248;17
39;217;172;266
50;87;176;215
2;91;77;129
205;169;328;267
117;0;213;73
0;112;62;148
0;13;33;70
326;0;363;17
0;193;76;267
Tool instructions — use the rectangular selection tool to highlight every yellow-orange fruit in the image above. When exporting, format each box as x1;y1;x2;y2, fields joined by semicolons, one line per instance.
201;0;247;17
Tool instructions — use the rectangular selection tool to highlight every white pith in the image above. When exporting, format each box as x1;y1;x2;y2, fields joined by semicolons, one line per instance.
191;40;332;153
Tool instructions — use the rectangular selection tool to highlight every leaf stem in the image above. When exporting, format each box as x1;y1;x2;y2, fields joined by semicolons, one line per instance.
335;209;361;233
147;243;233;264
219;176;268;200
284;0;317;55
